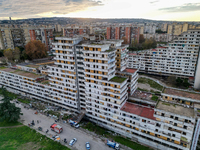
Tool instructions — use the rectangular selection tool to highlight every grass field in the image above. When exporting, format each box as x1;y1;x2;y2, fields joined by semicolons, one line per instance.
138;77;163;91
0;126;70;150
0;120;22;127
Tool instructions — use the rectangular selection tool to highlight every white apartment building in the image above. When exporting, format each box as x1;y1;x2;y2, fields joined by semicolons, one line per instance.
0;37;198;150
128;29;200;79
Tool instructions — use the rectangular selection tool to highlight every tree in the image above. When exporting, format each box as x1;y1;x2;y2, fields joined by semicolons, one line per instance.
0;50;4;57
142;38;157;49
3;48;13;61
25;40;47;60
139;34;145;44
183;78;190;88
176;77;183;87
122;37;128;44
167;76;176;84
3;47;21;62
131;39;138;48
13;47;20;62
0;87;22;122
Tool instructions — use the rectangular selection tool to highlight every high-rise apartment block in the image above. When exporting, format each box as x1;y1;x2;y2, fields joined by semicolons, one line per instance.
167;23;189;36
0;36;200;150
129;29;200;90
128;29;200;80
0;27;53;51
63;26;90;37
106;26;140;44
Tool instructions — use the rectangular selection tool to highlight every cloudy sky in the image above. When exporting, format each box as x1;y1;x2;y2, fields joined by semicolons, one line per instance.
0;0;200;21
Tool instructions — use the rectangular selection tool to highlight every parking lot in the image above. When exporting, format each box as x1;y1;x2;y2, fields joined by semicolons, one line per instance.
16;102;124;150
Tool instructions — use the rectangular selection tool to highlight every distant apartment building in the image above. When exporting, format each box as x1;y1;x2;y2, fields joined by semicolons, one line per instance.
143;33;175;42
63;25;90;37
0;26;53;51
144;25;156;34
55;24;62;32
167;23;189;36
162;23;168;32
28;27;54;51
106;26;140;44
128;29;200;85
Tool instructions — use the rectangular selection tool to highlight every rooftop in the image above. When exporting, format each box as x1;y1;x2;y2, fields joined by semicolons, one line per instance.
156;101;194;118
40;80;50;85
131;90;153;101
121;102;156;120
124;68;137;74
109;76;127;83
18;60;54;68
164;88;200;100
129;53;137;56
0;68;42;79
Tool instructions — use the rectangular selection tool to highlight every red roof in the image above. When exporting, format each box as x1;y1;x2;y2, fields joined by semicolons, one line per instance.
129;53;137;56
121;102;156;120
124;68;137;74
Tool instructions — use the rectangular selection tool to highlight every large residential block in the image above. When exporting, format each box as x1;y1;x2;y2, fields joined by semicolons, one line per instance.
106;26;140;45
0;27;53;51
128;29;200;88
0;36;199;150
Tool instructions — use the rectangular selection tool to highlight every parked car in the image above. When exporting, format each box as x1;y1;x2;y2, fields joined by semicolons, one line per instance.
69;138;77;146
85;142;90;150
74;123;80;128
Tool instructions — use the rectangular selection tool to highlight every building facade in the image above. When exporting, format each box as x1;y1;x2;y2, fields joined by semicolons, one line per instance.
106;26;140;45
0;37;199;150
128;29;200;79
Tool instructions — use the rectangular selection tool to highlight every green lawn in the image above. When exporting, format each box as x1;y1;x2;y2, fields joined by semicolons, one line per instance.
138;77;163;91
0;88;18;99
17;98;30;104
0;121;22;127
82;122;152;150
113;136;152;150
151;95;159;101
110;76;127;83
0;126;70;150
82;122;109;136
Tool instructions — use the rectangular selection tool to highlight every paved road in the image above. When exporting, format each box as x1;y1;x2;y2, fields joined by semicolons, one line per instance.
16;103;124;150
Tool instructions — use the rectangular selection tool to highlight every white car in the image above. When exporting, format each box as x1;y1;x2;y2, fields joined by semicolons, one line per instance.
69;138;77;146
74;123;80;128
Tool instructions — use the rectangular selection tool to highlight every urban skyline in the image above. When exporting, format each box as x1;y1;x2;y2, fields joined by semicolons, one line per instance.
0;0;200;21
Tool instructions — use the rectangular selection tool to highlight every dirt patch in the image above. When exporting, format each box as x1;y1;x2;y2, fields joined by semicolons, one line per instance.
16;142;43;150
138;83;161;92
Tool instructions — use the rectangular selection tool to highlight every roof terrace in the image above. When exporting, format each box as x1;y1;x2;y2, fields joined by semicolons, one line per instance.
156;101;194;118
0;68;42;79
109;76;127;84
164;88;200;101
121;102;156;120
